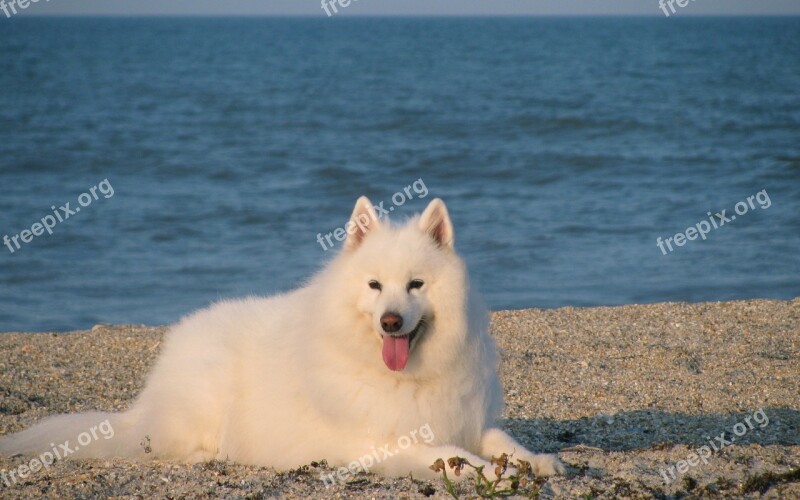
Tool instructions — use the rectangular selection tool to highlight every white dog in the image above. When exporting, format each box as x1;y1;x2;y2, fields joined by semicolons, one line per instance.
1;197;563;481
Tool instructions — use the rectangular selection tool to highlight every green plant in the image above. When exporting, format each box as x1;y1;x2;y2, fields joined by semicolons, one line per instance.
430;453;543;499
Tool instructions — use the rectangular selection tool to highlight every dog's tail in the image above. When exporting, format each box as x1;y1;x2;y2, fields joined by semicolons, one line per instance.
0;411;145;460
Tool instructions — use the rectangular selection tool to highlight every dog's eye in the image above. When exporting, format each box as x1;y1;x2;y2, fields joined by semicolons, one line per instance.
407;279;424;291
368;280;382;291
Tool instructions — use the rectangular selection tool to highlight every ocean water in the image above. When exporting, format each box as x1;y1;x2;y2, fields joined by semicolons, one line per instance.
0;17;798;332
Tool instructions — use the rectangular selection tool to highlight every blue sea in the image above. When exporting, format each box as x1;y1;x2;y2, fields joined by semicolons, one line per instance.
0;17;798;332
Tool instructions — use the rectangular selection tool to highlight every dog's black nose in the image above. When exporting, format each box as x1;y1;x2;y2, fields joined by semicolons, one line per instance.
380;312;403;333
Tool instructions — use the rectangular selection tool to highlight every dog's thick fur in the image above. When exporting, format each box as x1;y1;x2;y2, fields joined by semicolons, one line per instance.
1;198;562;479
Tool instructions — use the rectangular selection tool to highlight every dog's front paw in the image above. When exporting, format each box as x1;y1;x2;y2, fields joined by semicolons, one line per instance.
529;453;564;476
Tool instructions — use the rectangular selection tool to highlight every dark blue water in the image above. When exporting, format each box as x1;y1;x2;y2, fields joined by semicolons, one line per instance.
1;17;798;332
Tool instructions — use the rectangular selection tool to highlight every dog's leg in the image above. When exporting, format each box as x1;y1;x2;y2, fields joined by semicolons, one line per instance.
478;428;564;476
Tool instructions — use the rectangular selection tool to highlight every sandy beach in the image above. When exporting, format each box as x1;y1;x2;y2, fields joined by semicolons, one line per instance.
1;298;798;498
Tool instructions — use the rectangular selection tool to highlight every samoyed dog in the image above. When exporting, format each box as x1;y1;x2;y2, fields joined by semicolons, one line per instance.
1;197;563;480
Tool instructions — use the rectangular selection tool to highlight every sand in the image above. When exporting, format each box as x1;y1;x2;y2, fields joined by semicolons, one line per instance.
1;298;798;499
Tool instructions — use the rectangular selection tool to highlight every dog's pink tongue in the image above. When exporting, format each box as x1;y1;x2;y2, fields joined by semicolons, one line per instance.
382;335;410;371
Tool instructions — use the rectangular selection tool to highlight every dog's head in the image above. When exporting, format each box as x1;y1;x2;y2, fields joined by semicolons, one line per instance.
333;196;471;374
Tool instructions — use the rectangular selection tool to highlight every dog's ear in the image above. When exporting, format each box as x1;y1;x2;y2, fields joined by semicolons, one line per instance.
419;198;454;248
345;196;381;250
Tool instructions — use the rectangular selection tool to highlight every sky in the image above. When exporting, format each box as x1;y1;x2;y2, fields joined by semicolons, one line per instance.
19;0;800;17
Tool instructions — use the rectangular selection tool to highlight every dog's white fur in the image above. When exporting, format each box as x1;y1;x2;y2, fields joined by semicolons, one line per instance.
1;197;562;479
